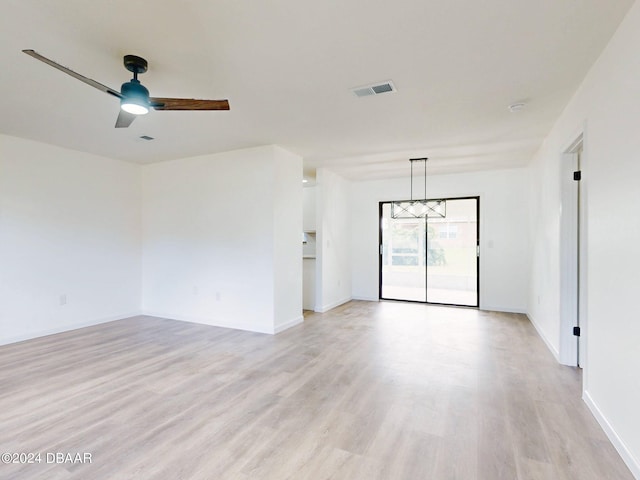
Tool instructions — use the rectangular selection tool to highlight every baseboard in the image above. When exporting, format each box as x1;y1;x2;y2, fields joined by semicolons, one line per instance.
142;310;275;335
480;305;528;314
351;296;379;302
315;297;352;313
525;313;560;362
0;311;142;346
583;391;640;479
274;315;304;334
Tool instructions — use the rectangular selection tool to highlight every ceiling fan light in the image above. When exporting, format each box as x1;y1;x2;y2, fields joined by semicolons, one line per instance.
120;80;150;115
121;101;149;115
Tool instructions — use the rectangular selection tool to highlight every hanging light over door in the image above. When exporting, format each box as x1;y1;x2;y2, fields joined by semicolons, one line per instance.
391;158;446;219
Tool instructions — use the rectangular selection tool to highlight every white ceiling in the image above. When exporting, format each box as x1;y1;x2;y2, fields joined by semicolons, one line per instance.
0;0;634;180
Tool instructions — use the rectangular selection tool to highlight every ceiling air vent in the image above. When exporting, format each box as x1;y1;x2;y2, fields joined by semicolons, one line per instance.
352;80;397;98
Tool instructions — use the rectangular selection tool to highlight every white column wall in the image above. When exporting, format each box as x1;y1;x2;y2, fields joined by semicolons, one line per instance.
315;168;352;312
142;145;302;334
273;146;303;332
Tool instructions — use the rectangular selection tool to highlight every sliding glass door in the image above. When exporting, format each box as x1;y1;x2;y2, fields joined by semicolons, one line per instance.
379;206;427;301
379;197;479;307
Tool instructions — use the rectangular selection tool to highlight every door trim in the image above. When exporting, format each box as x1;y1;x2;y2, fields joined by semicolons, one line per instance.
560;134;586;367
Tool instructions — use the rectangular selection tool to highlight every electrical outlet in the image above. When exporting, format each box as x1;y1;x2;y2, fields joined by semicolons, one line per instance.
193;286;199;295
59;294;67;306
215;292;221;301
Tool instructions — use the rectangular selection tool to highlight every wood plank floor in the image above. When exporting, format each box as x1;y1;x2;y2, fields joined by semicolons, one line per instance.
0;301;633;479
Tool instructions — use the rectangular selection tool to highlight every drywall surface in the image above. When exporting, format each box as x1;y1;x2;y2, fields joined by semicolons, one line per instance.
316;168;352;312
350;168;530;313
0;134;141;344
142;145;302;334
272;146;303;332
528;2;640;476
302;259;316;310
303;186;316;232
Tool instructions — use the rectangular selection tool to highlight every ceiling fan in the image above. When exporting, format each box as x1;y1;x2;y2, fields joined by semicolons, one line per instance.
22;49;230;128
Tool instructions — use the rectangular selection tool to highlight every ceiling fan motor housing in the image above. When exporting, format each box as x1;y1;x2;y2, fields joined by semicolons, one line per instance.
120;79;150;114
121;79;149;100
121;55;150;113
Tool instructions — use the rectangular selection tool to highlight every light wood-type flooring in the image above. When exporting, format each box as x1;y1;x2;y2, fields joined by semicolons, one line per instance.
0;301;634;479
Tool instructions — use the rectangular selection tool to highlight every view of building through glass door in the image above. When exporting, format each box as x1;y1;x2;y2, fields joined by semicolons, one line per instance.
379;197;479;307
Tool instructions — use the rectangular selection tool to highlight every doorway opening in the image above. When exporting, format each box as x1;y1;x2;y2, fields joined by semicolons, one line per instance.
379;197;479;307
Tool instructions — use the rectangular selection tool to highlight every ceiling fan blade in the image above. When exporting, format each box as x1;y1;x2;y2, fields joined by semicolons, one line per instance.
150;98;230;111
115;110;137;128
22;49;122;99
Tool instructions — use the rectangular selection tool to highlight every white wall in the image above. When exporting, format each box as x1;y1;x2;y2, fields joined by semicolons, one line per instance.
528;2;640;476
350;168;530;313
272;146;303;332
316;168;352;312
0;135;142;345
302;186;316;232
142;145;302;334
302;185;317;310
302;259;316;310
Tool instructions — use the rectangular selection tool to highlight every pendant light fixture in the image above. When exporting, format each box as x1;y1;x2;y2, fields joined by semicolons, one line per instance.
391;157;446;219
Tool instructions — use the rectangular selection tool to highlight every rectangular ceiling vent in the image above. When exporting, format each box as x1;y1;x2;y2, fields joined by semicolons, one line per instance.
352;80;397;98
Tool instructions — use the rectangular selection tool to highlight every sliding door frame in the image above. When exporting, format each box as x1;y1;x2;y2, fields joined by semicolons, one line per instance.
378;196;480;308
